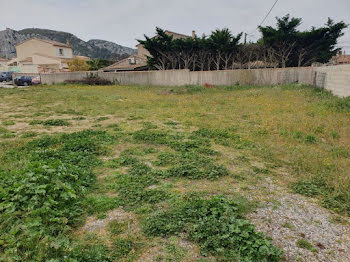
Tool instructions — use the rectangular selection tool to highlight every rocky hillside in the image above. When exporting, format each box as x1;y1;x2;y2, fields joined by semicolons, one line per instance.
0;28;136;60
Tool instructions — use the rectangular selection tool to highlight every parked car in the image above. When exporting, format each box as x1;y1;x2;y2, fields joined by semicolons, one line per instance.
32;76;41;85
14;76;33;86
0;72;13;82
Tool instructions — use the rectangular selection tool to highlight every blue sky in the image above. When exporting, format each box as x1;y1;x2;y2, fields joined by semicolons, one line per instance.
1;0;349;53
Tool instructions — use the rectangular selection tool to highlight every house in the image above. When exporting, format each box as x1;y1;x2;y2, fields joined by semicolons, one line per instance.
103;55;148;72
136;30;194;59
0;57;8;72
329;52;350;65
104;30;195;72
335;54;350;64
8;38;75;73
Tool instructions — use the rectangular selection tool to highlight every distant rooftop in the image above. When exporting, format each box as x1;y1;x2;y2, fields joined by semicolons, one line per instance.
16;38;72;48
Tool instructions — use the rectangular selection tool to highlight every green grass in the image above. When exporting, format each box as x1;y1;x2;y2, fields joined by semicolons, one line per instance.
1;83;350;260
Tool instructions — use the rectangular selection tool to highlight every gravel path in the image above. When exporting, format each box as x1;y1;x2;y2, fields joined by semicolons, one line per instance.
247;178;350;262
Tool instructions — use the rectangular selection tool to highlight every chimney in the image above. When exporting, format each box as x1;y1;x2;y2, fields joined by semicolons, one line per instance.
192;30;196;38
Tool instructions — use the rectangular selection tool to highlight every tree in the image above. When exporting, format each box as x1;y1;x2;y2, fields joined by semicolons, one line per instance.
87;59;113;71
138;18;347;71
259;15;347;67
67;58;90;71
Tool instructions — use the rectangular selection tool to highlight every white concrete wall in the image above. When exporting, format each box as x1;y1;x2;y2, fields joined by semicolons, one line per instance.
40;66;350;97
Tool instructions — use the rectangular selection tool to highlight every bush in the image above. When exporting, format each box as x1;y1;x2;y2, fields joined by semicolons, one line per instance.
65;74;112;86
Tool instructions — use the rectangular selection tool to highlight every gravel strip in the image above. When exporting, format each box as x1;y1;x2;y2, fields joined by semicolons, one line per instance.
247;178;350;262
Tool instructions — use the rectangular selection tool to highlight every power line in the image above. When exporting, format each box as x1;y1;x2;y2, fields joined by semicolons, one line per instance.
258;0;280;28
246;0;280;41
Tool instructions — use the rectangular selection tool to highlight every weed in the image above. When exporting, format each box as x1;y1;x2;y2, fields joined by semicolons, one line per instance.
167;161;228;180
293;177;331;197
330;146;349;158
43;119;71;126
144;194;283;261
21;131;38;138
252;166;270;174
107;123;122;131
111;162;168;207
282;222;295;229
143;121;158;129
2;120;15;126
330;97;350;112
305;135;317;144
1;133;16;139
0;130;114;260
29;119;43;125
154;151;178;166
330;131;340;139
71;237;113;262
113;238;138;258
72;116;86;120
96;116;109;122
168;85;207;94
107;220;129;236
294;177;350;215
296;239;317;252
84;195;121;217
143;147;157;154
0;126;10;134
164;120;179;126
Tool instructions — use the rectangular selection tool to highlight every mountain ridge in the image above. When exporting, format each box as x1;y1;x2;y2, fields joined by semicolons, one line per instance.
0;28;136;61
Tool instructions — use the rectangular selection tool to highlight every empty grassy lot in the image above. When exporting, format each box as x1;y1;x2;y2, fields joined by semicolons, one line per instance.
0;84;349;261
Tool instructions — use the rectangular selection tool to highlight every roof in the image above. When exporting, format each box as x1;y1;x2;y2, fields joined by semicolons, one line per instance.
164;30;191;39
16;38;72;48
74;55;90;61
19;57;33;63
136;30;191;47
337;55;350;63
104;55;147;70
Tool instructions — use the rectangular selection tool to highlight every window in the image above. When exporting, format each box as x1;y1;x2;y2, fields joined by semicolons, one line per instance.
128;57;136;64
58;48;64;56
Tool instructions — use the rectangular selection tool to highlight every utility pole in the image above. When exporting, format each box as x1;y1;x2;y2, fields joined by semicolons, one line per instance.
244;33;247;44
